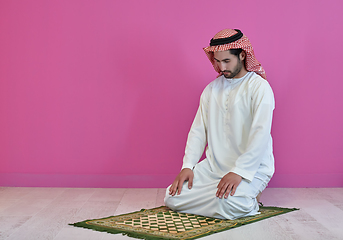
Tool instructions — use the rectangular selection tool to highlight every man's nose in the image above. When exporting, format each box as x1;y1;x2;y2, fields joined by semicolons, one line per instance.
218;62;226;71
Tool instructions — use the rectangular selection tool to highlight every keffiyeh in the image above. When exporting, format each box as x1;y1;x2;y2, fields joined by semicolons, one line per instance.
203;29;266;79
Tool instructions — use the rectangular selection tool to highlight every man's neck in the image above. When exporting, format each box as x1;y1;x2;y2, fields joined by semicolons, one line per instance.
233;67;248;79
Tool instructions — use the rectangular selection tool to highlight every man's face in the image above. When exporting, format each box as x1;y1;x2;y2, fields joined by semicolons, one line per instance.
213;50;243;79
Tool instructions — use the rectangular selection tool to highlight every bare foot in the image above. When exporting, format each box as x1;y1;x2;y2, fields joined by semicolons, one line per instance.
256;192;262;203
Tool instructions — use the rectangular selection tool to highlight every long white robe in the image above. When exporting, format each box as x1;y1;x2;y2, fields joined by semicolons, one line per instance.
164;72;275;219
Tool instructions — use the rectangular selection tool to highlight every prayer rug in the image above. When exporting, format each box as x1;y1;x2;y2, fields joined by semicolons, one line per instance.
70;206;298;240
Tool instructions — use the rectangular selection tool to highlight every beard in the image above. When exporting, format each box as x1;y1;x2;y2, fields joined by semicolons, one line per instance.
222;60;243;79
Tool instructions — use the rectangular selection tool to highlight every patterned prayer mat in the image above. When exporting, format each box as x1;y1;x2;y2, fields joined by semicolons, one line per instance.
70;206;298;240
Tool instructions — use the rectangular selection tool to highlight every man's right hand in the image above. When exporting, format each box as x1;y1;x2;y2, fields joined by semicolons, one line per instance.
169;168;194;196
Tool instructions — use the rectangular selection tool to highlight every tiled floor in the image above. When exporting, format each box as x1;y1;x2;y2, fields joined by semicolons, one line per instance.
0;187;342;239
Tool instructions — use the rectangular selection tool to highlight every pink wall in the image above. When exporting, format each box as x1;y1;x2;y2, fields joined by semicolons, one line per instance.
0;0;342;188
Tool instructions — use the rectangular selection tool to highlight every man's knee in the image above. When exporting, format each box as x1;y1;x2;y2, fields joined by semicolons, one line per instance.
164;186;178;210
164;186;171;204
221;194;258;219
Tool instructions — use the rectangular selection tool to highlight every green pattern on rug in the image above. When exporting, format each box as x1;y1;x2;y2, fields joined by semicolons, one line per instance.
70;206;298;240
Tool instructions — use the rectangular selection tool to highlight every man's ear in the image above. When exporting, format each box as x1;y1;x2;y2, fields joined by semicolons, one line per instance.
239;51;246;61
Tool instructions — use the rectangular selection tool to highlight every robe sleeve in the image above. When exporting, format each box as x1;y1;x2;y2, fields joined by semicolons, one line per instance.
181;85;210;170
230;80;275;182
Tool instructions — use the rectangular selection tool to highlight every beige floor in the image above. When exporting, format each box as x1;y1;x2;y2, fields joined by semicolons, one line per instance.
0;187;342;240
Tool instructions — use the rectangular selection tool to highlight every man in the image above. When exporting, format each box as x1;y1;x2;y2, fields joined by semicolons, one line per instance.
164;29;275;220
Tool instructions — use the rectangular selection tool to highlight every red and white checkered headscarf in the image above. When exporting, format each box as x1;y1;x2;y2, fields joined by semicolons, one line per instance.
203;29;267;80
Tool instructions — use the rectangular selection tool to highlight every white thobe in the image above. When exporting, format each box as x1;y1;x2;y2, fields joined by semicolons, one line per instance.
164;72;275;219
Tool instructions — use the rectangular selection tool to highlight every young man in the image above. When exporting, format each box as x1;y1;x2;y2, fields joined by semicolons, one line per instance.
164;29;275;220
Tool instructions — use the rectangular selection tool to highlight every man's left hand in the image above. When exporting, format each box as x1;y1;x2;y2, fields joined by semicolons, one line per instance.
216;172;242;199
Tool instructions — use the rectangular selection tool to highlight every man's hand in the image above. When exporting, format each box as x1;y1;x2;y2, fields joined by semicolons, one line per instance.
216;172;242;199
169;168;194;196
